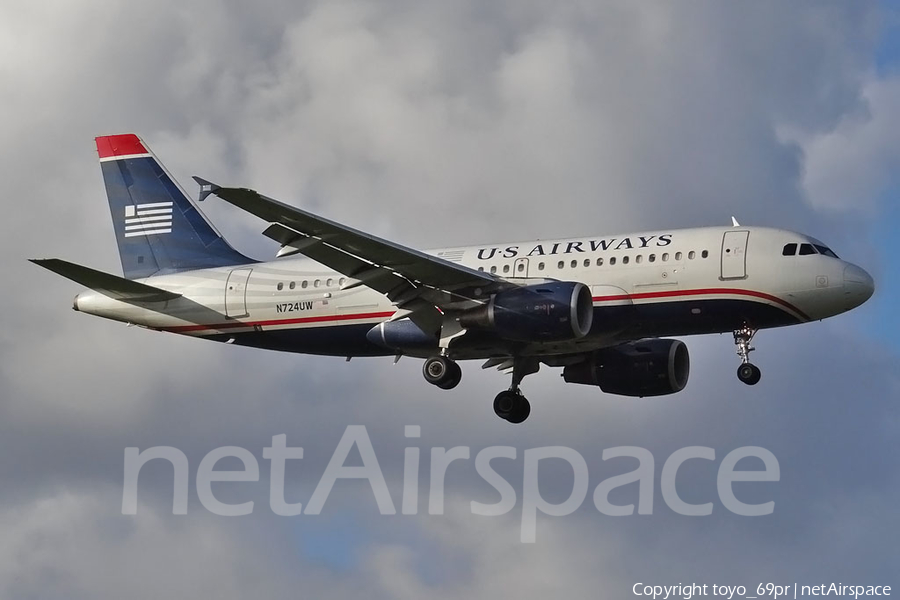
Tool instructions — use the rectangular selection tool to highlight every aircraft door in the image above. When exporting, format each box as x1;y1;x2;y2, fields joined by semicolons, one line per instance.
513;257;529;278
225;268;253;318
721;231;749;280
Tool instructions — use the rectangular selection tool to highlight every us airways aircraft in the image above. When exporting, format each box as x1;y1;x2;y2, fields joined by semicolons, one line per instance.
33;134;875;423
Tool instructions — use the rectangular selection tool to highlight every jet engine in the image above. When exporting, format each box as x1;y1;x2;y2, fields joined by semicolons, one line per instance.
460;281;594;342
562;338;690;397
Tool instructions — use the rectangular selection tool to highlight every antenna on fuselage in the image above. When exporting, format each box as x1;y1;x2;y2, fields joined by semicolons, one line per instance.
731;216;741;227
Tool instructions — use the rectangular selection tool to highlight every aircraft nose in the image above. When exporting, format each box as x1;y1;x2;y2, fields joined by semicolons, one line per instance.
843;264;875;309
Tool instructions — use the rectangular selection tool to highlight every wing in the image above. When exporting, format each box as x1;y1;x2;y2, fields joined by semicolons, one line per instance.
193;177;509;335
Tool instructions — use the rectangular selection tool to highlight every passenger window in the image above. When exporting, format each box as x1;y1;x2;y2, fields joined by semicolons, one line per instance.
701;250;709;259
688;251;696;260
301;281;308;289
623;256;630;265
649;254;656;263
557;261;564;269
490;266;497;274
584;259;591;268
570;260;577;268
503;264;510;273
636;255;643;264
538;262;545;270
610;257;617;266
289;281;296;290
596;258;603;266
517;262;525;272
339;278;346;286
675;252;683;261
799;244;816;256
662;253;669;262
313;280;320;288
783;243;797;256
277;282;283;291
326;278;333;287
478;266;484;272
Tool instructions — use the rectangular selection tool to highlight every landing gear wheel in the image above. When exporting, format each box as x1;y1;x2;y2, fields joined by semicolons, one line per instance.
493;390;531;423
423;356;462;389
737;363;761;386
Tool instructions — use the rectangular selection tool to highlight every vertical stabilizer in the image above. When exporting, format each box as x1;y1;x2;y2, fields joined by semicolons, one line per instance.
96;134;253;279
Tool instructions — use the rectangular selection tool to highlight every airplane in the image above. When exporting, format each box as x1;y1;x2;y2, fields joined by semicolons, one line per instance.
32;134;875;423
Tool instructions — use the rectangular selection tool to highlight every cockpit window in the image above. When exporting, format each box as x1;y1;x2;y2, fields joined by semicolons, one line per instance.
814;244;839;259
782;243;797;256
799;243;817;256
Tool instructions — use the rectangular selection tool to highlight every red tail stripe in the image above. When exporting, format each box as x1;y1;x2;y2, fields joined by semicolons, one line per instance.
95;134;148;159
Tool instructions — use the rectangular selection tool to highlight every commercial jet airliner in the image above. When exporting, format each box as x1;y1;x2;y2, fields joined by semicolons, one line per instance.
32;134;875;423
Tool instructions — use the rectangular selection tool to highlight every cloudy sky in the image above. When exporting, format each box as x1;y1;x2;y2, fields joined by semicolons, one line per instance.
1;1;899;597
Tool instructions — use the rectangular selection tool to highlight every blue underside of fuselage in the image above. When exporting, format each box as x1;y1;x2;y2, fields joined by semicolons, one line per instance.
201;298;801;357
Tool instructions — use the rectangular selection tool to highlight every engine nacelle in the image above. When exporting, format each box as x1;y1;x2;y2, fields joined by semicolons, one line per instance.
563;339;690;397
460;282;594;343
367;320;437;351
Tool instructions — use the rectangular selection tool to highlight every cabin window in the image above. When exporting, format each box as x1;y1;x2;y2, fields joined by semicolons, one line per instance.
596;258;603;266
701;250;709;259
688;251;696;260
301;281;308;289
558;261;564;269
314;279;320;288
675;252;683;261
289;281;296;290
662;253;669;262
538;262;545;271
622;256;630;265
517;262;525;273
503;264;510;273
610;257;617;265
799;243;816;256
277;282;284;291
636;255;643;264
339;278;346;286
478;266;484;271
783;243;797;256
326;278;333;287
490;266;497;274
570;260;577;268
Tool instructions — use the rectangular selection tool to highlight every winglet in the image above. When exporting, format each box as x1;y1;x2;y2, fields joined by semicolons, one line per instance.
192;176;221;202
731;216;741;227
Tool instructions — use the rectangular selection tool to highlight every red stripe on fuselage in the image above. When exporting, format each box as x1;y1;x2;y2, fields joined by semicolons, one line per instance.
163;311;396;333
159;287;807;336
95;134;148;159
592;287;810;321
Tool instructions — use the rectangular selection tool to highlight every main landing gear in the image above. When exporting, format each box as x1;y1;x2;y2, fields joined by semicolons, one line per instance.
733;324;762;386
422;356;463;390
422;355;537;424
493;358;538;424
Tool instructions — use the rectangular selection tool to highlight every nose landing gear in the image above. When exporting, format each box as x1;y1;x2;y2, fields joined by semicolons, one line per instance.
733;324;762;386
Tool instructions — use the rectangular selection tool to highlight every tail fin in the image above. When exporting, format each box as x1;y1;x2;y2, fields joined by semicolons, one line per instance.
96;134;253;279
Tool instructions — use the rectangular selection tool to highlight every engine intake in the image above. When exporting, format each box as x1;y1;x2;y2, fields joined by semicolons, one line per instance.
460;282;594;343
563;339;690;397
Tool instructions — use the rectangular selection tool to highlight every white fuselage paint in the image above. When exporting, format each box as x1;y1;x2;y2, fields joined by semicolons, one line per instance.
73;225;874;359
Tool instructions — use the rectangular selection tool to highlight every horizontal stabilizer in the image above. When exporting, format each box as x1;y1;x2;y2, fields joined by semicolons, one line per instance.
30;258;181;302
